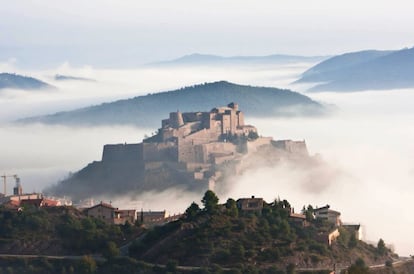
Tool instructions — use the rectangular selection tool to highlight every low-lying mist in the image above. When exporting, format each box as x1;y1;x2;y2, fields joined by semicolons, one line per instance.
235;89;414;256
0;124;151;192
1;61;413;255
0;61;311;122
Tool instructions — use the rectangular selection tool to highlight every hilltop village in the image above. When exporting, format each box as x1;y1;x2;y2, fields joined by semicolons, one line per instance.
49;102;310;199
1;170;362;251
0;177;362;248
0;184;391;274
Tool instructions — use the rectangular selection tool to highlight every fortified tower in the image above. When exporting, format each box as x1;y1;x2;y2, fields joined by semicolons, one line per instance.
169;111;184;128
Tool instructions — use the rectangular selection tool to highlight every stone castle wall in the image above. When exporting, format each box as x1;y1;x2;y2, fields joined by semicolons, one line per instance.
142;142;177;162
247;137;273;153
102;143;143;163
272;140;308;156
177;141;205;163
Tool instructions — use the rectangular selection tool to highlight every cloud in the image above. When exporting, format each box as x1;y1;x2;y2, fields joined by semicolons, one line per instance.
0;58;17;71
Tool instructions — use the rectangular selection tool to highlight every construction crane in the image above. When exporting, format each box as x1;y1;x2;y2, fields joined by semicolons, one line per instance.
0;174;19;196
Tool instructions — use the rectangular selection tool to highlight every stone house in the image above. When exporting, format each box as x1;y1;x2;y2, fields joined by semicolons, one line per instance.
140;210;169;226
316;228;341;246
85;202;136;225
114;209;137;225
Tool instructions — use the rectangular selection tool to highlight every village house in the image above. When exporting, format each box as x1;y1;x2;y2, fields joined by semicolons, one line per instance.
113;209;136;225
0;180;62;208
315;228;341;246
139;210;169;226
20;197;59;208
328;228;340;246
84;201;136;225
343;224;363;240
236;196;264;213
314;205;342;226
288;211;308;227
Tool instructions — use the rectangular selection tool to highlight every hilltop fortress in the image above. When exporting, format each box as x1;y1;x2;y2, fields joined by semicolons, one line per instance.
49;103;309;199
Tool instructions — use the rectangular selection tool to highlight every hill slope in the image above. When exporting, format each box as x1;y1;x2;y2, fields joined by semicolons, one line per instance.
150;53;328;66
0;205;139;256
296;50;393;84
129;195;396;272
19;81;325;127
295;47;414;91
54;74;95;82
0;72;52;90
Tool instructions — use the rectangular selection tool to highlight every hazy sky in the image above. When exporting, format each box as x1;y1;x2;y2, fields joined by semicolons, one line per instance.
2;0;414;67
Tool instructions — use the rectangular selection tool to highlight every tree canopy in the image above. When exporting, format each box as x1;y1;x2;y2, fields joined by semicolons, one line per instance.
201;190;219;213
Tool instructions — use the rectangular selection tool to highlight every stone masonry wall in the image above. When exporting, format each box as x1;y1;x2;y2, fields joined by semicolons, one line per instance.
102;143;143;163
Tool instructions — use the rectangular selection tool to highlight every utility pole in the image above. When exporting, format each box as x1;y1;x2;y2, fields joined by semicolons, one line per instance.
0;174;19;196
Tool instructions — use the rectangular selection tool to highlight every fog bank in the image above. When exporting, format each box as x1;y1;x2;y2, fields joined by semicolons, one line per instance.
226;88;414;256
0;61;311;122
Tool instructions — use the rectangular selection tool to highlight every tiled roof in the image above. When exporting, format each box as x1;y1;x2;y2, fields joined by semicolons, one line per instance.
289;213;306;219
86;202;115;211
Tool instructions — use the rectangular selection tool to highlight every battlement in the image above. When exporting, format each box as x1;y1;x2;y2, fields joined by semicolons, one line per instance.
272;140;308;156
102;143;142;162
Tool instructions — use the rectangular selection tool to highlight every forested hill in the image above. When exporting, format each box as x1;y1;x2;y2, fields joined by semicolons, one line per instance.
0;193;406;273
294;47;414;92
129;191;397;272
296;50;393;84
0;72;52;90
18;81;325;127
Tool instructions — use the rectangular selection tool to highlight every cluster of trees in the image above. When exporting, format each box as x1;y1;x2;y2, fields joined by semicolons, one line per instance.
0;205;139;257
0;256;98;274
0;205;53;238
56;212;124;255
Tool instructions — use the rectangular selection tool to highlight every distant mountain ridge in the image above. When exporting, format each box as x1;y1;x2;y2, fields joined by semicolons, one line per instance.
150;53;328;66
0;72;52;90
294;47;414;92
18;81;326;127
54;74;95;82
